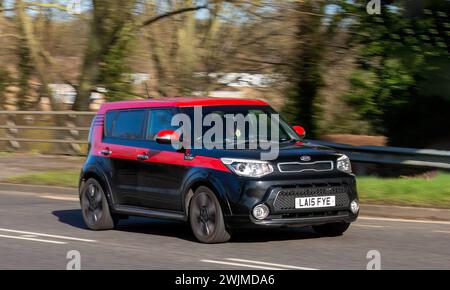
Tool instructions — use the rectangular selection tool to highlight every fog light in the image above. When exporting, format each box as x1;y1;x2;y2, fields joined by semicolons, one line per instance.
252;204;270;220
350;200;360;214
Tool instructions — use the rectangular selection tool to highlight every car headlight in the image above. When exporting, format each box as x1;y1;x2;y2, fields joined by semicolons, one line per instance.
221;158;274;178
336;155;352;173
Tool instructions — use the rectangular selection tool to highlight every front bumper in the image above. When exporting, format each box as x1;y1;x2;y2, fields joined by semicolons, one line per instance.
227;211;358;228
223;175;359;229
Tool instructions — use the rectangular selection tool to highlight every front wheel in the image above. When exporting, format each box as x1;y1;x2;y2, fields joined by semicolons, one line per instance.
189;186;231;243
80;178;118;230
313;222;350;237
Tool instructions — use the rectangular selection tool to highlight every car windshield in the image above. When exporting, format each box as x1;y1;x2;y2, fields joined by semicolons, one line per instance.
180;105;299;147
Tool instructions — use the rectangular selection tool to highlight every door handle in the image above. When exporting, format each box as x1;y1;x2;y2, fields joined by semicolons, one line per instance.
100;149;112;156
137;154;149;160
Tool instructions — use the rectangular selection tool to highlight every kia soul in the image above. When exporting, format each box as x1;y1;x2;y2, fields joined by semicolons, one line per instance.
79;98;359;243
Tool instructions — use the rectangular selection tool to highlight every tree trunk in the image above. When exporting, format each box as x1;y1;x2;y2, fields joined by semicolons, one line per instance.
72;0;105;111
0;1;6;110
0;69;6;110
16;0;60;110
72;30;102;111
286;1;325;137
73;0;136;111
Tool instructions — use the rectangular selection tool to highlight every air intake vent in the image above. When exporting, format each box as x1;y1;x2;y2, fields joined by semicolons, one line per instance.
277;161;333;173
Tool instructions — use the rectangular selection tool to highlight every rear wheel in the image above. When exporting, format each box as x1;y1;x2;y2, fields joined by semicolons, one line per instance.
313;222;350;237
80;178;117;230
189;186;231;243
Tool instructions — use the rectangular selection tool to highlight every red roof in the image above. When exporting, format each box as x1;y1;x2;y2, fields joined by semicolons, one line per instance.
98;97;268;113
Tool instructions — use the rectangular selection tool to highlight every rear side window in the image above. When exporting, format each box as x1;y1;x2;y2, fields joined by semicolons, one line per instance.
105;110;146;140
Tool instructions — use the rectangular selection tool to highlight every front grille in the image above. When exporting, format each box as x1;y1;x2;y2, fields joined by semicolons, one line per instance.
277;161;333;173
272;183;349;212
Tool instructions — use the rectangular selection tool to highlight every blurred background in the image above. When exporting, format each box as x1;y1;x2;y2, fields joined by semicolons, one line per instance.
0;0;449;208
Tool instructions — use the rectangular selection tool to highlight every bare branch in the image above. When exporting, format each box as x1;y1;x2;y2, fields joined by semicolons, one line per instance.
234;56;290;66
26;2;68;12
141;5;208;27
0;7;14;12
0;34;20;39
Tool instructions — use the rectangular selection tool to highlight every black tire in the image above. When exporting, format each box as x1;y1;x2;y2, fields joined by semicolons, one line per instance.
80;178;118;230
189;186;231;243
313;222;350;237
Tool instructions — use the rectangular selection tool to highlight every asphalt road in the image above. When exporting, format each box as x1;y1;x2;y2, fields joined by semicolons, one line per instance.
0;189;449;270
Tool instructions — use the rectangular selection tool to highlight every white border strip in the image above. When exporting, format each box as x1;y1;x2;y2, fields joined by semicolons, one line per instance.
40;195;79;201
201;259;283;270
0;234;67;244
0;228;97;243
359;216;450;225
226;258;318;270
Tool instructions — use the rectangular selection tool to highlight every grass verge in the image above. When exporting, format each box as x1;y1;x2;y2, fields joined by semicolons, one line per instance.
2;170;79;188
357;172;450;209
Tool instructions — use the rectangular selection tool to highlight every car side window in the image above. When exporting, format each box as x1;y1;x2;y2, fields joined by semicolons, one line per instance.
147;109;176;141
105;110;146;140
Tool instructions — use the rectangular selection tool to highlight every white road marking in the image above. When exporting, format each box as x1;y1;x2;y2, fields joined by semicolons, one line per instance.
21;234;39;238
0;228;96;243
226;258;318;270
353;224;389;228
40;195;78;201
0;234;66;244
433;230;450;234
359;216;450;225
201;259;283;270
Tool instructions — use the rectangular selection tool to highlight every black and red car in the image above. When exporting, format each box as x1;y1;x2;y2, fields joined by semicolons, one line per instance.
79;98;359;243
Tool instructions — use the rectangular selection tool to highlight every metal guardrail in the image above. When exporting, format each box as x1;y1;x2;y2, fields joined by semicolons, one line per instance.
0;111;449;169
0;111;95;155
308;140;450;170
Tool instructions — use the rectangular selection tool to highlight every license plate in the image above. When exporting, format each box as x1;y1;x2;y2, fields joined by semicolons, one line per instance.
295;196;335;209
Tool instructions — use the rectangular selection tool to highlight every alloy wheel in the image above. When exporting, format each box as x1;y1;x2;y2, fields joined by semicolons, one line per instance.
191;191;218;239
82;182;104;226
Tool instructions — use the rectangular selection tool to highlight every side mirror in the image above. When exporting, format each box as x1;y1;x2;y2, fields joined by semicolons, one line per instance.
155;130;180;145
292;125;306;139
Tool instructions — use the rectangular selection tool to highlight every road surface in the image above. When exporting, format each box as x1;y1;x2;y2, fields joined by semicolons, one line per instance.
0;189;449;270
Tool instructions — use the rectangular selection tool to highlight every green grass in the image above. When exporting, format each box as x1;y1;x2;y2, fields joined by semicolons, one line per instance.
357;172;450;209
3;170;79;188
2;169;450;209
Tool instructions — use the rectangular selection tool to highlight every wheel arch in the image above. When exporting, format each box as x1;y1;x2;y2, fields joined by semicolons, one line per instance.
182;173;233;218
80;166;115;207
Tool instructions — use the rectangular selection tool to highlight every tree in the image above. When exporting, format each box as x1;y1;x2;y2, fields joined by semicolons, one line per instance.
144;0;294;98
72;0;137;110
15;0;60;110
143;0;221;97
282;0;344;137
72;0;208;110
343;0;450;147
0;0;11;110
0;67;9;110
15;31;33;110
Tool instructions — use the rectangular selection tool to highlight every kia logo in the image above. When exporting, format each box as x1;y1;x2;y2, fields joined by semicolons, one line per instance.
300;155;311;162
